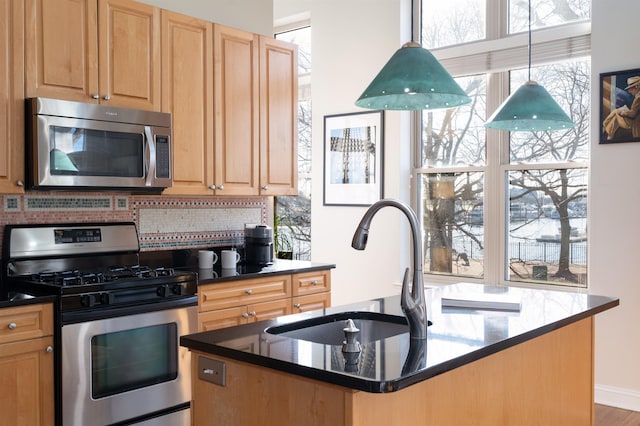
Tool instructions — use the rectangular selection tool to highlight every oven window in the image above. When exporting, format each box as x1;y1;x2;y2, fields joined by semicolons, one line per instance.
91;323;178;399
50;126;144;177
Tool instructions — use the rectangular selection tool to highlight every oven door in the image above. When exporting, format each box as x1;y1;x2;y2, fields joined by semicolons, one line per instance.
61;304;196;426
30;114;171;190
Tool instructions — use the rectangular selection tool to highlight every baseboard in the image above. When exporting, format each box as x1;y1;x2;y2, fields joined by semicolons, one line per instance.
595;384;640;412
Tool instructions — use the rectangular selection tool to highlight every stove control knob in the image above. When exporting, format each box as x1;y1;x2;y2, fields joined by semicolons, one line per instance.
81;294;97;307
100;293;115;305
157;285;171;298
172;284;187;295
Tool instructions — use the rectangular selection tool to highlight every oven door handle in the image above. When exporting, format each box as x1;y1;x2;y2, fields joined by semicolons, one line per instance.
144;126;156;187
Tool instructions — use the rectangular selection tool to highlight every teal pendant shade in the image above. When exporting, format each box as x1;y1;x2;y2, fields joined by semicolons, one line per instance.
484;81;574;131
355;42;471;111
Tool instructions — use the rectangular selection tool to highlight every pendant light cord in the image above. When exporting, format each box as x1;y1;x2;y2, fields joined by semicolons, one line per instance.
528;0;532;81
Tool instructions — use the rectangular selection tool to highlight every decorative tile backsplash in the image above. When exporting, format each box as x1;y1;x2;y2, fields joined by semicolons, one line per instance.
0;193;268;252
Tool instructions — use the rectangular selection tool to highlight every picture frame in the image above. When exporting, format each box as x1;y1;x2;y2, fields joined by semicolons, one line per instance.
323;111;384;206
599;67;640;144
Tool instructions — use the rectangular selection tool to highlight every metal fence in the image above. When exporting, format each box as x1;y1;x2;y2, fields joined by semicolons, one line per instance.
447;239;587;265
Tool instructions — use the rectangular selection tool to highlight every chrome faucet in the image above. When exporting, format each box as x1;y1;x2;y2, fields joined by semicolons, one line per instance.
351;198;428;339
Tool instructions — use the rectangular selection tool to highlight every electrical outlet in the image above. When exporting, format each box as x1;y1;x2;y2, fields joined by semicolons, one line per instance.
198;356;226;386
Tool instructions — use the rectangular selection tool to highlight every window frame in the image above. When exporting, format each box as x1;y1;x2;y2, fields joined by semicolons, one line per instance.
414;0;591;288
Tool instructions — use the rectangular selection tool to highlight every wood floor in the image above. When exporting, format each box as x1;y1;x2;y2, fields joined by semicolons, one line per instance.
595;404;640;425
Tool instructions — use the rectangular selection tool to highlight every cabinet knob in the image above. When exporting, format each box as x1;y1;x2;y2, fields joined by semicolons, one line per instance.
248;311;256;316
245;289;253;295
91;93;99;99
16;180;24;187
217;184;224;191
261;185;268;191
311;280;318;286
103;95;111;101
46;346;53;353
241;313;249;319
8;322;16;330
208;185;216;191
293;303;301;309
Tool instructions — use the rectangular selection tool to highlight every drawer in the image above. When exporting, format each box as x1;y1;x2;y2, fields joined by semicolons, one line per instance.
0;303;53;345
292;292;331;314
199;275;292;312
292;270;331;297
199;306;249;332
248;299;291;323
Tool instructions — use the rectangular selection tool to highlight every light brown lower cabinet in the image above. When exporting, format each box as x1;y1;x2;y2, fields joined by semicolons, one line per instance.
191;317;595;425
0;303;54;426
197;269;332;332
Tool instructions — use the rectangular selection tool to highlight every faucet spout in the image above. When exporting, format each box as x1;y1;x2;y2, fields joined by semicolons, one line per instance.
351;198;428;339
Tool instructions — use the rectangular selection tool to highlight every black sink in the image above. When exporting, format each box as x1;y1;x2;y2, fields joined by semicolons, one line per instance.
265;311;410;345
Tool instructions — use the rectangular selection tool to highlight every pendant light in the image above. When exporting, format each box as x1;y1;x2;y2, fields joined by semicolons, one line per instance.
484;0;574;131
355;0;471;111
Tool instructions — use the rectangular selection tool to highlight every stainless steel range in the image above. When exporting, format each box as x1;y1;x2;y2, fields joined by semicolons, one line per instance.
2;223;197;426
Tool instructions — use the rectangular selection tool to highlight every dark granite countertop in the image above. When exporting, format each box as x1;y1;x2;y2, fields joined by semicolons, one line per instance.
0;291;57;309
180;283;619;393
191;259;335;285
139;249;335;286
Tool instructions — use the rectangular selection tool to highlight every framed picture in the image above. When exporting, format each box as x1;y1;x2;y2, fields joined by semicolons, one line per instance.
323;111;384;206
599;68;640;144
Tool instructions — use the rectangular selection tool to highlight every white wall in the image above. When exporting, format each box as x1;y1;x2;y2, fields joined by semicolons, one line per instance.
139;0;273;35
310;0;412;305
590;0;640;411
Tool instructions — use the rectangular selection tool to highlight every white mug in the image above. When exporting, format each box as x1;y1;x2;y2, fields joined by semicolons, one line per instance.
198;250;218;269
221;249;241;269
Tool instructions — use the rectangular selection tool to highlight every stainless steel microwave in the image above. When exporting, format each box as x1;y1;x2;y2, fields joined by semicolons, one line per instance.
26;97;172;191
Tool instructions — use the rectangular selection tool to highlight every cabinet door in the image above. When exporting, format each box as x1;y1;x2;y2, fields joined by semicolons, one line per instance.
292;292;331;314
98;0;160;110
247;299;291;323
0;0;25;193
25;0;98;102
259;36;298;196
0;336;54;426
161;10;214;195
213;24;259;195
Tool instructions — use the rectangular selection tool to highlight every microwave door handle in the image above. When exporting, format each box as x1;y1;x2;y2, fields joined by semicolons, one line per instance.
144;126;156;187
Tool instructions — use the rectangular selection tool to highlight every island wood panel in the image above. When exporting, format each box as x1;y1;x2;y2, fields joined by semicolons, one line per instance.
190;317;594;425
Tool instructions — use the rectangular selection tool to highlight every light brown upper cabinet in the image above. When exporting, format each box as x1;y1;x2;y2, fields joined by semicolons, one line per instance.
25;0;161;111
161;10;214;195
259;36;298;196
212;25;298;196
0;0;25;193
213;24;260;196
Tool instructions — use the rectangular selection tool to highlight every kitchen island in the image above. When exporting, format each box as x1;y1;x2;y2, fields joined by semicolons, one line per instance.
181;283;618;425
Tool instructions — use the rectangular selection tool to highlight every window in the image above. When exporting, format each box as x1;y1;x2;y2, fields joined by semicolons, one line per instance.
275;26;312;260
417;0;590;287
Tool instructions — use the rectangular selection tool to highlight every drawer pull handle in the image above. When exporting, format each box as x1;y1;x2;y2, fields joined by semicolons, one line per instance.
293;303;301;309
46;346;53;353
311;280;318;286
245;289;253;295
8;322;16;330
241;313;249;319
